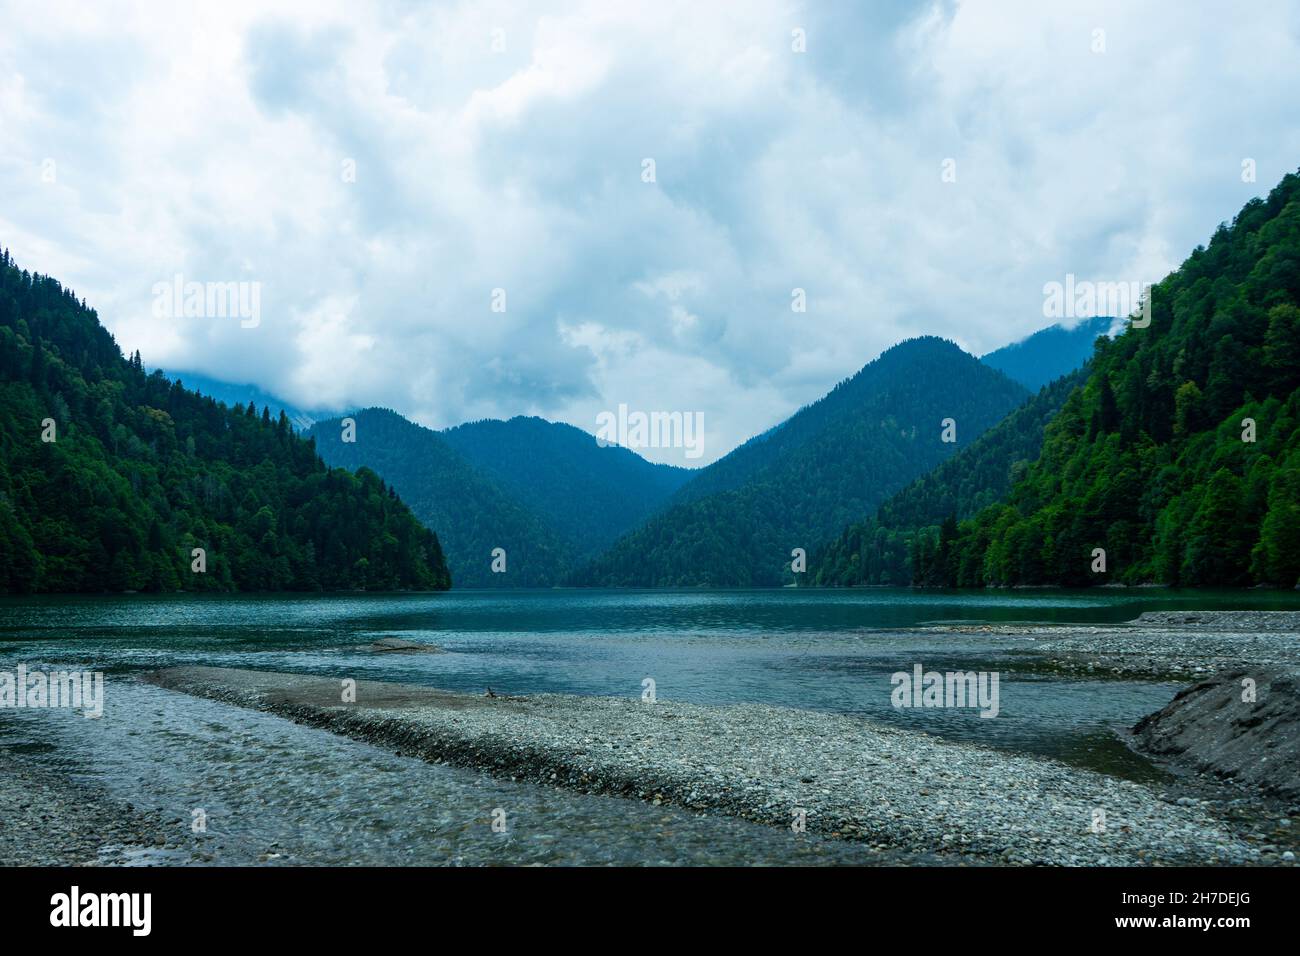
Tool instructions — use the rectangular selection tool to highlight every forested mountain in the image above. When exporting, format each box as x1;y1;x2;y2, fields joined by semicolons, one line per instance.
0;250;449;593
914;171;1300;588
156;369;339;432
310;408;572;587
440;416;691;558
811;367;1087;585
571;337;1030;587
980;315;1114;390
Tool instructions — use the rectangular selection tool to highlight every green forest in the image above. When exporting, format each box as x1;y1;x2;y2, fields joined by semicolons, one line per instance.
0;250;450;593
902;172;1300;588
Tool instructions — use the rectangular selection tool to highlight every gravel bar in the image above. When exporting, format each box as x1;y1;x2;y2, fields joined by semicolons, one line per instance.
149;665;1278;866
932;611;1300;680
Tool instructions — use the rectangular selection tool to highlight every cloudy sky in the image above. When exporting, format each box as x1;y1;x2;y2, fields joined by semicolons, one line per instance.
3;1;1299;465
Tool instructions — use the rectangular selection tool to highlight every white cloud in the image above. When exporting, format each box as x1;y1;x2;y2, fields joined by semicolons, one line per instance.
2;0;1299;465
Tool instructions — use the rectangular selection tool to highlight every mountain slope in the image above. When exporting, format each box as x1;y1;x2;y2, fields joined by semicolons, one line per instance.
0;250;448;593
572;337;1030;587
440;416;692;559
811;366;1088;585
918;170;1300;588
980;315;1114;391
309;409;570;587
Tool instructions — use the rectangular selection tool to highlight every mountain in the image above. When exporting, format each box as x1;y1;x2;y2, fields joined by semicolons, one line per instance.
916;170;1300;588
981;315;1114;390
439;416;692;558
571;337;1031;587
811;366;1088;585
309;411;695;586
309;408;569;588
0;250;449;593
154;370;340;432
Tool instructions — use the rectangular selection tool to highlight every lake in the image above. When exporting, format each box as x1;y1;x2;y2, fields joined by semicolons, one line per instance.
1;588;1294;865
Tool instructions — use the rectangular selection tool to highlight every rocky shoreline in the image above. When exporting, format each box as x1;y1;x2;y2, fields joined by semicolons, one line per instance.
145;663;1291;866
1131;668;1300;802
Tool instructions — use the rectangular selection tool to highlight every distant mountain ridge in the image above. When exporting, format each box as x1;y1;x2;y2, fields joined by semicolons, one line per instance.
571;337;1030;587
310;408;569;587
440;416;691;559
980;315;1114;390
152;369;342;432
188;320;1128;591
308;409;692;586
